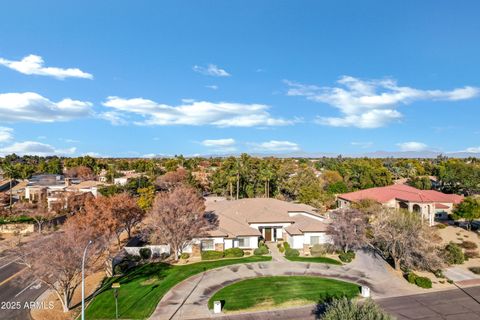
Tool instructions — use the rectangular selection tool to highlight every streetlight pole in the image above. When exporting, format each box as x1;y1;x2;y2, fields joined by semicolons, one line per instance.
112;282;121;320
81;240;93;320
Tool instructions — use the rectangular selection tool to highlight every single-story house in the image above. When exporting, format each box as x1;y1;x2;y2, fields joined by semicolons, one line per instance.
183;197;331;256
337;184;463;226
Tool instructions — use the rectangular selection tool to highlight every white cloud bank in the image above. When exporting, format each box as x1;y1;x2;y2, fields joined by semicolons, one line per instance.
201;138;236;147
193;64;230;77
397;141;428;152
250;140;300;152
0;141;76;156
0;54;93;79
286;76;479;128
0;127;14;143
102;97;293;127
0;92;92;122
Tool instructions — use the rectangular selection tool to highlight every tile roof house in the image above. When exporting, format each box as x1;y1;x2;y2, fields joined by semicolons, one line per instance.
183;197;331;256
337;184;463;225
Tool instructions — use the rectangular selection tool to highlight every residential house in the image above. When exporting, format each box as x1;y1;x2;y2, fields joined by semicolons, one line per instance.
183;197;331;256
337;184;463;225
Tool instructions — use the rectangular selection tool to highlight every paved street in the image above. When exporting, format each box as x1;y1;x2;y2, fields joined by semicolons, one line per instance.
0;252;47;320
195;286;480;320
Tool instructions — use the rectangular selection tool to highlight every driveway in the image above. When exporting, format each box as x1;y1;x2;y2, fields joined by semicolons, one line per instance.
149;249;418;320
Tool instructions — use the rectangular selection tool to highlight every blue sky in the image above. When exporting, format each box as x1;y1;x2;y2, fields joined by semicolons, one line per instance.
0;1;479;157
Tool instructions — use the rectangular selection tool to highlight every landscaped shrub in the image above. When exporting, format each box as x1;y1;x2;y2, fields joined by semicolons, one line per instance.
285;248;300;258
321;298;394;320
310;244;327;257
254;245;269;256
469;267;480;274
443;242;465;265
125;254;142;262
114;261;129;275
465;250;480;260
259;240;265;247
415;276;432;289
433;269;445;278
460;241;478;250
201;250;224;260
406;272;417;284
139;248;152;260
435;223;447;229
244;251;251;256
279;246;285;253
338;251;355;263
277;243;282;249
180;252;190;260
224;248;244;258
283;242;290;250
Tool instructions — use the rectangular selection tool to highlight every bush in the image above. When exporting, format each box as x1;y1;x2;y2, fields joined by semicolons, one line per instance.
283;242;290;250
139;248;152;260
443;242;465;265
254;245;269;256
114;261;129;275
180;252;190;260
244;251;251;256
201;250;224;260
224;248;244;258
433;269;445;278
310;244;327;257
277;243;282;249
338;251;355;263
415;276;432;289
435;223;447;229
259;240;265;247
406;272;417;284
322;298;394;320
279;246;285;253
469;267;480;274
125;254;141;262
460;241;478;250
285;248;300;258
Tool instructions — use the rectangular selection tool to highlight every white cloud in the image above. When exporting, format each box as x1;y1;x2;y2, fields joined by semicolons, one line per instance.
351;141;373;148
0;54;93;79
250;140;300;152
463;147;480;153
397;141;428;152
97;111;127;126
286;76;479;128
205;85;219;90
201;138;236;153
201;138;236;147
0;127;13;143
0;92;92;122
193;64;230;77
0;141;76;156
102;97;293;127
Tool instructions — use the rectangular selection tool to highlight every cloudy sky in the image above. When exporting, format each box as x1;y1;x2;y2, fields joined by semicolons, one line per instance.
0;1;479;157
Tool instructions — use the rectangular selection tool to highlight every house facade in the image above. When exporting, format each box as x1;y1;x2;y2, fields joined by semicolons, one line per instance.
183;197;331;256
337;184;463;226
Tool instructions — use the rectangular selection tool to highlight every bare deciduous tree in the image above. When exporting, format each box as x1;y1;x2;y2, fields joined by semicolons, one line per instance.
327;208;367;253
155;168;188;191
18;222;104;312
370;208;443;271
148;186;215;260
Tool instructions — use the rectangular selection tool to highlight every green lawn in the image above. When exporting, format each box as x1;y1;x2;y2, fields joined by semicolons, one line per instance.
208;276;359;311
85;256;272;319
285;256;342;265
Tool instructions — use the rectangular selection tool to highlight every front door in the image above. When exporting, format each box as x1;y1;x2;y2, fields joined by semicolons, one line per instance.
264;228;272;241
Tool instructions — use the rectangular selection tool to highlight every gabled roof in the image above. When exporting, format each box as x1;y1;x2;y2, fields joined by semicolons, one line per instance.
338;184;463;204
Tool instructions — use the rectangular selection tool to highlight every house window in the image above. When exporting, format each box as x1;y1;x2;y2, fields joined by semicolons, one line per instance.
238;237;250;248
310;236;320;245
201;239;214;251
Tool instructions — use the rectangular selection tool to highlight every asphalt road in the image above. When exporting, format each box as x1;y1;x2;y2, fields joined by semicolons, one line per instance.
0;252;47;320
198;286;480;320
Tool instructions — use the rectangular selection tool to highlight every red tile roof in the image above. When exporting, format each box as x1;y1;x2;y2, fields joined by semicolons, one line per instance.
339;184;463;204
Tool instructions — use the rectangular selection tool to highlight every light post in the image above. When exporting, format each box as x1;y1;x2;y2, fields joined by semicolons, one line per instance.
112;282;121;320
81;240;93;320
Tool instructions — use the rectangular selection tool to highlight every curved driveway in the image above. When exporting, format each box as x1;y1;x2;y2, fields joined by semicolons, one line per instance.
150;249;418;320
